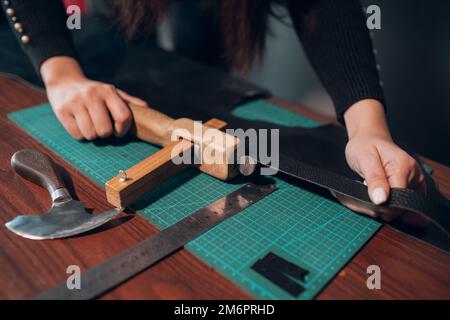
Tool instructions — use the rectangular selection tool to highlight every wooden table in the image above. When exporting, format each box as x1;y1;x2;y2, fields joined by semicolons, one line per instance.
0;75;449;300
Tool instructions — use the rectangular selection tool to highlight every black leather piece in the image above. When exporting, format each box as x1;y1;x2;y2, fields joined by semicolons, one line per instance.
388;172;450;253
113;43;270;118
112;45;450;253
251;252;308;297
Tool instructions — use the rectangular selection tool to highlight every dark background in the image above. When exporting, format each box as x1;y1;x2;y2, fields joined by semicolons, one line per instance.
370;0;450;165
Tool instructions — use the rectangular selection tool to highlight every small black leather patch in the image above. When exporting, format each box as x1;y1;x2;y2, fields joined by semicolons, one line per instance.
251;252;309;297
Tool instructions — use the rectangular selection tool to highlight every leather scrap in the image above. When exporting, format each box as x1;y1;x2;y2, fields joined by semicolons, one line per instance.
251;252;309;297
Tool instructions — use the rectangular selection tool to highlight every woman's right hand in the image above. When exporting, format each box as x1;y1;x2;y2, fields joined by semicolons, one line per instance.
41;56;148;140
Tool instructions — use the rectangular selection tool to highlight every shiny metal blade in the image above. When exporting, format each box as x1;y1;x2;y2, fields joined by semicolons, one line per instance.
5;200;121;240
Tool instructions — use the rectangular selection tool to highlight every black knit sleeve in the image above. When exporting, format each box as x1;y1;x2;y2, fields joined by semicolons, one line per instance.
286;0;386;123
1;0;78;73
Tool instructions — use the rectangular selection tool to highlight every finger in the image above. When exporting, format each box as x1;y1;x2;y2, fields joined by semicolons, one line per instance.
388;154;421;188
116;89;148;107
74;106;97;140
87;100;113;138
105;92;132;137
388;171;408;189
388;161;427;199
410;162;426;192
57;112;82;140
358;152;390;205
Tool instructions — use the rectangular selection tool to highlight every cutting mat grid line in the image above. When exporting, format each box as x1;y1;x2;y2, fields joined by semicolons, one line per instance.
8;99;381;300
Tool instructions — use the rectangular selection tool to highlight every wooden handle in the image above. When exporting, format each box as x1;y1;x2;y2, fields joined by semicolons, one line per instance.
11;149;65;195
129;103;175;147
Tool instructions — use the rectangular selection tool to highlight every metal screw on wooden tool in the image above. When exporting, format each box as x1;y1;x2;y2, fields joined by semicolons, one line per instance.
119;170;128;182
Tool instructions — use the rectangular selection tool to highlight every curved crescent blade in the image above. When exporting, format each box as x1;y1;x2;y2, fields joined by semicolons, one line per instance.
5;208;121;240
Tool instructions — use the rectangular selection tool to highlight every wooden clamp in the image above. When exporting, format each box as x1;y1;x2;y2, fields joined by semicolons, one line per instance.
105;104;240;208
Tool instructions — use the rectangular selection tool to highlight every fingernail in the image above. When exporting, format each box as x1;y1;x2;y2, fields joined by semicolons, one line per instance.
372;188;387;205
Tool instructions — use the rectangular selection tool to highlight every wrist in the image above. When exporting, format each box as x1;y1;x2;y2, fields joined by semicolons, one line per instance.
40;56;86;87
344;99;391;140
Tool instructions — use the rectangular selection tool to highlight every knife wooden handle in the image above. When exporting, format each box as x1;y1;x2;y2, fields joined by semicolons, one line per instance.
11;149;66;195
129;103;176;147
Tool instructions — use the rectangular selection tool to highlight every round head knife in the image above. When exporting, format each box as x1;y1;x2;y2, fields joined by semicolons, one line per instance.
5;149;121;240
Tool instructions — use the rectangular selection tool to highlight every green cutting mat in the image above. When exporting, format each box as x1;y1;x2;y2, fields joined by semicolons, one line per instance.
8;100;381;299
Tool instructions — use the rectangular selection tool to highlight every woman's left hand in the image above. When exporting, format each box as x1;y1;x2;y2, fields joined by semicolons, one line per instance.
338;99;426;222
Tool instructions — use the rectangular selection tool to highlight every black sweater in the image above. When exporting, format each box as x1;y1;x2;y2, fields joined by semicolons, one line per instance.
0;0;385;122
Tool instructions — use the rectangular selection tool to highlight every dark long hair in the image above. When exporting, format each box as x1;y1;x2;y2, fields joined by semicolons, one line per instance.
109;0;296;72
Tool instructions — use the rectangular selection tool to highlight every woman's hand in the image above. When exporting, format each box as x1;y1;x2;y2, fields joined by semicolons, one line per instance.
40;56;148;140
340;99;425;221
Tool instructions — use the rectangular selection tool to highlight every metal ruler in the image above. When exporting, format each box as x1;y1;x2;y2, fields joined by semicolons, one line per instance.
35;182;277;300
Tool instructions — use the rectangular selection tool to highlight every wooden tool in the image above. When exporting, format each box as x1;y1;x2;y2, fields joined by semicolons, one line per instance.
105;104;242;208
